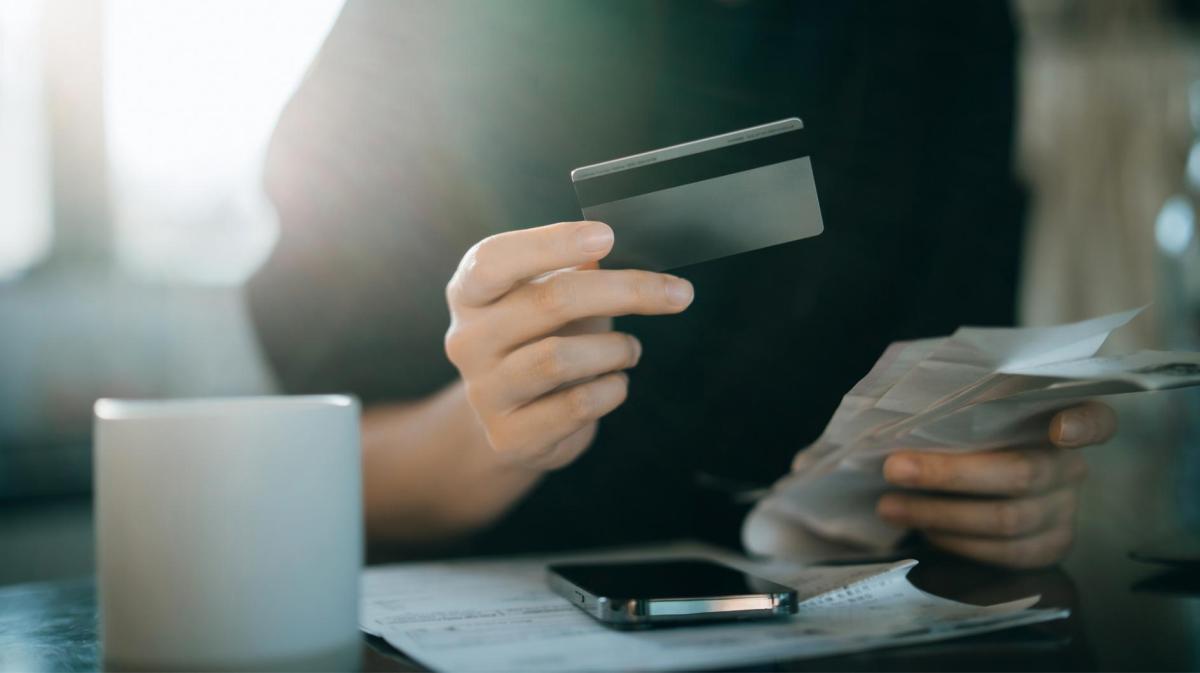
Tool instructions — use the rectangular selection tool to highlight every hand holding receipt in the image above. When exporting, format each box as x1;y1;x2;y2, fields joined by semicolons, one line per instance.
746;308;1200;565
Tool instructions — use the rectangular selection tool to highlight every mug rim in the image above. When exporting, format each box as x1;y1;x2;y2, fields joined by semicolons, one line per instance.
94;395;357;421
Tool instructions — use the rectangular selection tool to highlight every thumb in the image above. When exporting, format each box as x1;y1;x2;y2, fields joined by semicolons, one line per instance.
1049;401;1118;448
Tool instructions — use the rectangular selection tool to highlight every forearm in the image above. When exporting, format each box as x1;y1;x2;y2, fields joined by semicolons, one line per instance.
362;380;542;544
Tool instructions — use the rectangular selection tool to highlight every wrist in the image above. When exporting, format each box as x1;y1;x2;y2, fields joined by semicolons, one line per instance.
361;381;543;543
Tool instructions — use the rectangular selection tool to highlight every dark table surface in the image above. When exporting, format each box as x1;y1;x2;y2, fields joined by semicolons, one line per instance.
1;544;1196;673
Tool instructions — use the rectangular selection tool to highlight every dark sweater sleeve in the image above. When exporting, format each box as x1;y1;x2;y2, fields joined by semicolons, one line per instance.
245;1;489;402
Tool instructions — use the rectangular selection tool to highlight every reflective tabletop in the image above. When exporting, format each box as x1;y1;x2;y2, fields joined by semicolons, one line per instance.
1;544;1196;673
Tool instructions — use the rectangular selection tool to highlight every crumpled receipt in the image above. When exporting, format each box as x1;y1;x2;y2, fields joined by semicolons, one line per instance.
744;307;1200;561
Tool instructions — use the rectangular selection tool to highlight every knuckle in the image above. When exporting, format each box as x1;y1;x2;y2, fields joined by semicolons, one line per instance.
549;220;581;252
443;325;471;366
613;272;657;309
532;336;569;381
532;276;574;315
994;501;1028;537
564;383;597;422
466;259;506;301
633;273;662;306
916;455;946;488
466;237;501;277
463;257;500;296
1008;453;1038;494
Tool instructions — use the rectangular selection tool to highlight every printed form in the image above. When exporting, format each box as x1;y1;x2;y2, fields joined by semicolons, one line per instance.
360;543;1065;672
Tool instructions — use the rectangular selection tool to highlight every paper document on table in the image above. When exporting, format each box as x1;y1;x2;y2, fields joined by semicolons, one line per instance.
361;543;1065;672
746;307;1200;560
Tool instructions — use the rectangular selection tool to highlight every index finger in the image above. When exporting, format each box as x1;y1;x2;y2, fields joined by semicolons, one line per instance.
883;447;1087;497
448;221;614;307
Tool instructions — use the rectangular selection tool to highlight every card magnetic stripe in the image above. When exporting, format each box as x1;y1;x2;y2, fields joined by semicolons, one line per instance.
573;128;811;208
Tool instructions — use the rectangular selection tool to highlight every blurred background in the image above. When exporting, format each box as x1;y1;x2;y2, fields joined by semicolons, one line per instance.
0;0;1197;630
0;0;340;581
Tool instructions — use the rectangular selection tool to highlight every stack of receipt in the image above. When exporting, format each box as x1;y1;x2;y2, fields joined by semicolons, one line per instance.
744;307;1200;559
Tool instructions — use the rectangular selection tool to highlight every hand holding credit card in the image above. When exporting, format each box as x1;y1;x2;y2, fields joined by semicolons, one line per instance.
571;118;824;271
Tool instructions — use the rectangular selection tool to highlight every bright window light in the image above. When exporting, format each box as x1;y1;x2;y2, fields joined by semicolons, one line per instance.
103;0;343;285
0;0;53;281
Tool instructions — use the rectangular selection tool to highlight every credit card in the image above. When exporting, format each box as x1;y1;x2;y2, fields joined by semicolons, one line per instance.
570;118;824;271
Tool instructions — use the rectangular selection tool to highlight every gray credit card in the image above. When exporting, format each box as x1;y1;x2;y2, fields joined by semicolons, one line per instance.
571;118;824;271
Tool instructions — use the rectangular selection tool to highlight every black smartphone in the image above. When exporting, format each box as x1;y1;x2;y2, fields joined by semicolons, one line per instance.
546;558;797;628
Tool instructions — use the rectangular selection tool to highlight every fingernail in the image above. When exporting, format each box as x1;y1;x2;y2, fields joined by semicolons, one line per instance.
1055;413;1087;446
885;456;919;485
630;336;643;363
577;222;613;253
666;278;694;307
877;496;906;520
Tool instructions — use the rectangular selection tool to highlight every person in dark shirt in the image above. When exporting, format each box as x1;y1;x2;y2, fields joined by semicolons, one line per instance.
248;0;1117;567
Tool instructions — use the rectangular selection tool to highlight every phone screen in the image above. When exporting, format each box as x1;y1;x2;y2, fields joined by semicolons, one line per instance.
548;558;793;599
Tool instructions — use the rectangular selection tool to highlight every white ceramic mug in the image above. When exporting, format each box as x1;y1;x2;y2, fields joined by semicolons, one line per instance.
93;395;362;671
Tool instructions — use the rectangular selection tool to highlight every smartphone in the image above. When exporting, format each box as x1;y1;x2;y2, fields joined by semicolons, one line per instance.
547;558;798;628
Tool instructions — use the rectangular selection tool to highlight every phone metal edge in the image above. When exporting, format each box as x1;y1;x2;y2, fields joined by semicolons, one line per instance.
546;568;798;627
